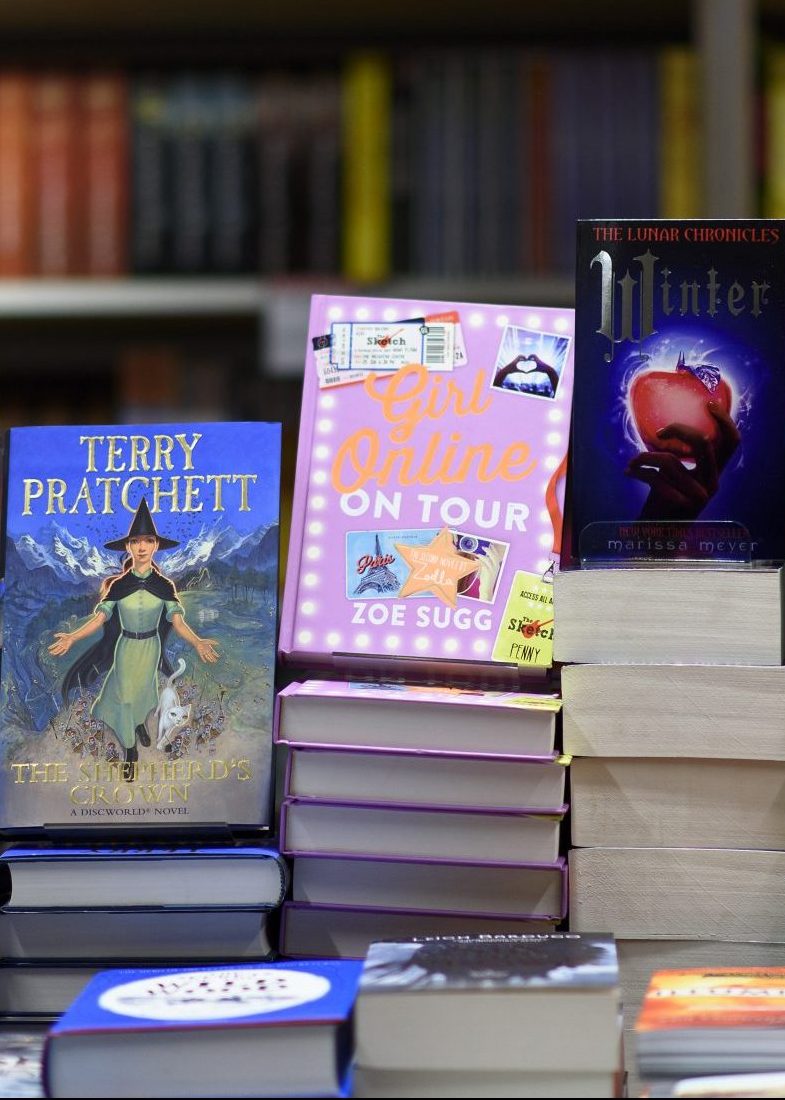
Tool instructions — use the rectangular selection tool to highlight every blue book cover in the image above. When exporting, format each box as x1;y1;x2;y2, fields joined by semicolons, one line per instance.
571;219;785;563
45;962;360;1098
0;421;281;832
49;960;363;1033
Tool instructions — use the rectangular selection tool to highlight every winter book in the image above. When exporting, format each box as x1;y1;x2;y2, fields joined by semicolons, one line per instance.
43;960;362;1098
279;293;575;682
355;933;621;1073
571;218;785;565
0;421;281;834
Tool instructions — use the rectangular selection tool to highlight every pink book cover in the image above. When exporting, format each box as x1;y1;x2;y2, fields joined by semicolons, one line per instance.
279;293;575;682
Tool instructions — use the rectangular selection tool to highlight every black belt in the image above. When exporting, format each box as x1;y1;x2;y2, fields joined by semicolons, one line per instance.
122;628;158;640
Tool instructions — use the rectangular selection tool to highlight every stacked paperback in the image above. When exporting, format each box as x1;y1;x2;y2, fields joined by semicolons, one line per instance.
353;933;622;1098
562;218;785;1092
277;292;576;955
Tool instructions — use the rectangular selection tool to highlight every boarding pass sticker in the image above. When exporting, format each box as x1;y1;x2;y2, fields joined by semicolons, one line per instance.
330;321;455;372
492;570;554;668
312;333;369;389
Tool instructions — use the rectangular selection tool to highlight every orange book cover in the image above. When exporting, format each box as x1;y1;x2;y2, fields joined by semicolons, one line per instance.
82;72;129;276
0;73;35;276
637;968;785;1033
33;73;84;275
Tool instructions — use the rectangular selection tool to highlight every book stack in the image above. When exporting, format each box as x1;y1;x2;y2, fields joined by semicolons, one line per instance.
0;420;284;1038
0;844;287;1020
43;959;362;1099
277;292;577;956
276;680;568;956
560;218;785;1094
353;933;622;1099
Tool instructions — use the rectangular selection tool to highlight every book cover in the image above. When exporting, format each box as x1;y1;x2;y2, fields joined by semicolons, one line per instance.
571;219;785;564
46;959;363;1035
0;421;280;833
359;932;618;992
44;961;361;1098
279;293;575;680
637;968;785;1033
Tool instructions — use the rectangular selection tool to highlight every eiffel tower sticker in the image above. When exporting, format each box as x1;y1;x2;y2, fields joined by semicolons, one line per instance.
354;534;400;596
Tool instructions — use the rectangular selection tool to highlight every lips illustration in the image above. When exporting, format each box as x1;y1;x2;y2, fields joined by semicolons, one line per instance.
630;364;733;459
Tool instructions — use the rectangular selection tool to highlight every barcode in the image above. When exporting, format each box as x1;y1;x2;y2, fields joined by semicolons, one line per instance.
423;326;447;365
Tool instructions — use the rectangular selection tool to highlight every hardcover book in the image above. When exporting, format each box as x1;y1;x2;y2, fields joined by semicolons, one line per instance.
571;219;785;564
284;743;567;813
280;902;558;960
0;845;288;910
281;798;563;864
292;853;567;920
0;421;280;833
43;960;362;1098
276;679;561;758
0;906;275;962
279;293;575;681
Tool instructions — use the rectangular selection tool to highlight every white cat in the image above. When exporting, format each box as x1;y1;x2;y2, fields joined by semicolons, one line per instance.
155;658;192;751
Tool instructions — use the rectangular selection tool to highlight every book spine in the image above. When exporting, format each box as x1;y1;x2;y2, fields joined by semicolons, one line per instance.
33;73;83;275
130;75;170;273
209;74;258;273
305;71;342;274
170;75;211;273
659;45;703;217
341;52;392;282
527;53;552;274
257;73;292;274
0;73;35;276
82;72;129;276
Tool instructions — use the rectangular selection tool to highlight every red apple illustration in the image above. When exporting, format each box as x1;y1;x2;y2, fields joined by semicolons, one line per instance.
630;354;733;459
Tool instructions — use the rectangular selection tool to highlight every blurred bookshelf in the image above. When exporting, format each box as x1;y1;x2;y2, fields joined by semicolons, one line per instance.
0;0;767;432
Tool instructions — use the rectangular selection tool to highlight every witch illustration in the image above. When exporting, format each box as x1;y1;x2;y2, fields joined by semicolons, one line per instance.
48;498;219;780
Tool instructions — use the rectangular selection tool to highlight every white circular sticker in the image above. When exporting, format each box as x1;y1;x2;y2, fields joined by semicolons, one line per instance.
98;968;332;1021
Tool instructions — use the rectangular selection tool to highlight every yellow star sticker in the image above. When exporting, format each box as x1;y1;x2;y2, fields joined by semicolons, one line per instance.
394;527;479;609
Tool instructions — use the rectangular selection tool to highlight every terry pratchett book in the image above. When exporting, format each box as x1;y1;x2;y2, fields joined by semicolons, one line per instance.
279;294;575;681
0;421;281;833
571;219;785;564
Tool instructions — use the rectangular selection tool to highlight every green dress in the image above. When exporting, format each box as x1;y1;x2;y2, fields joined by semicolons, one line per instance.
91;569;184;750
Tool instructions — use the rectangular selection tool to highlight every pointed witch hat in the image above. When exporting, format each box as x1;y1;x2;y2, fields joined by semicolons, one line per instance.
104;497;180;552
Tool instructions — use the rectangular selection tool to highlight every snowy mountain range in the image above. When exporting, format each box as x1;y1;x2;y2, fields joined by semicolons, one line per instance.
8;517;278;593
